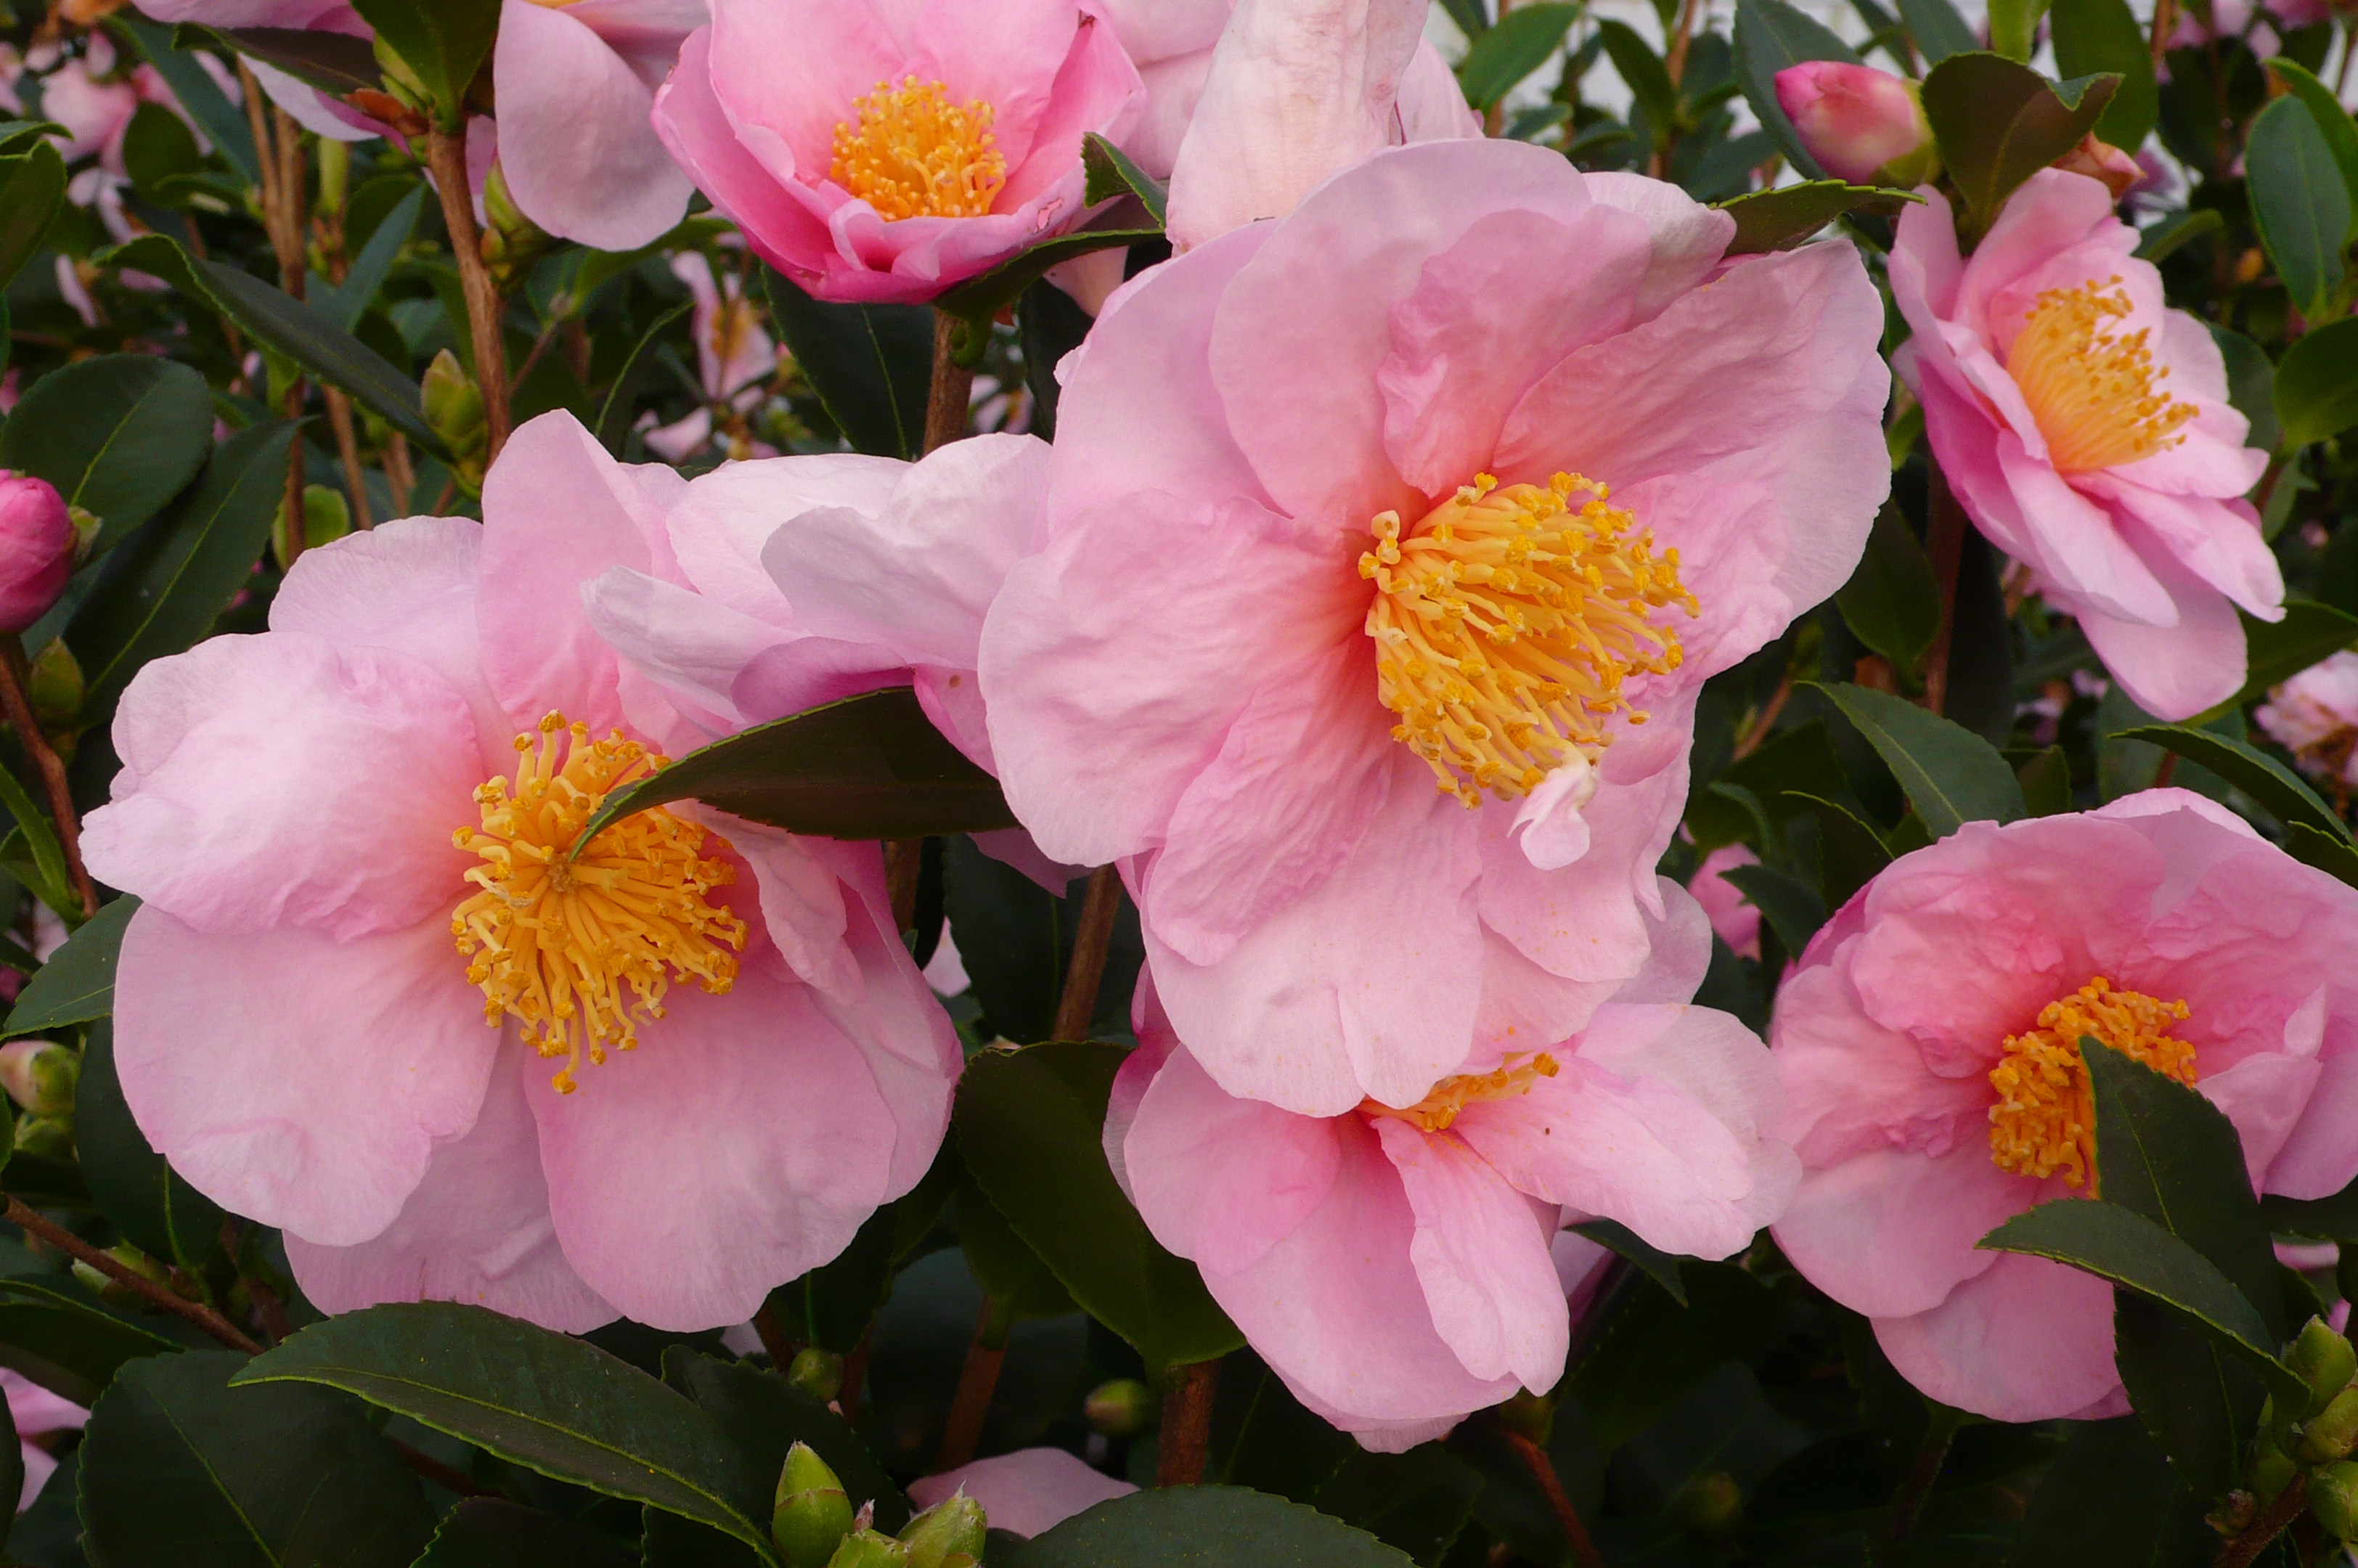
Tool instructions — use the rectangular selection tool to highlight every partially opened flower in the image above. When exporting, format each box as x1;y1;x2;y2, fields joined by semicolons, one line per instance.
2256;650;2358;794
980;140;1890;1115
909;1450;1135;1537
1109;898;1794;1450
80;410;960;1334
1890;168;2279;720
651;0;1144;304
1771;791;2358;1422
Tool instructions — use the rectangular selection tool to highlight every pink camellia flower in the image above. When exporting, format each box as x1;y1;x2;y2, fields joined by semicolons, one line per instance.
910;1449;1135;1537
979;139;1890;1116
1771;791;2358;1422
2256;650;2358;793
1109;898;1795;1450
1771;62;1931;186
1686;843;1761;960
642;249;780;461
1;1370;85;1511
1890;169;2280;720
650;0;1145;304
78;410;961;1334
0;472;73;634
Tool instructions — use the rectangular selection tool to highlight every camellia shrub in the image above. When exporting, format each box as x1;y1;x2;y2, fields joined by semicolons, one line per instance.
0;0;2356;1561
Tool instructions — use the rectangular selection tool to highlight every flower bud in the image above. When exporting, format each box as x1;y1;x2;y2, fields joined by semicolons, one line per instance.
2250;1442;2296;1503
71;1242;169;1310
479;163;555;292
421;351;489;494
12;1114;71;1159
1084;1377;1159;1437
2052;134;2140;200
0;1040;77;1117
897;1493;986;1568
824;1530;910;1568
2312;1460;2358;1540
25;639;83;730
0;472;74;634
788;1347;844;1405
1773;62;1935;186
2290;1317;2357;1416
773;1442;855;1568
2301;1387;2358;1462
1672;1471;1742;1539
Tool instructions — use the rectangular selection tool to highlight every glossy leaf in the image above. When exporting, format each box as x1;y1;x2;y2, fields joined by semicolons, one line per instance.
2112;722;2351;844
2136;207;2226;262
1835;504;1941;674
595;299;693;455
1897;0;1978;63
316;183;424;331
763;269;933;460
1081;131;1167;224
1596;21;1679;146
2276;317;2358;448
0;142;64;293
0;355;213;550
1717;181;1912;255
1720;862;1828;956
1456;1;1581;109
414;1499;637;1568
1787;791;1893;907
1733;0;1861;176
1920;54;2120;223
933;223;1162;364
81;1350;436;1568
193;24;381;94
956;1177;1077;1323
1572;1262;1779;1453
233;1303;780;1561
1819;682;2027;836
2050;0;2158;150
2014;744;2074;817
2248;94;2351;319
0;1273;179;1406
574;687;1016;847
348;0;497;130
1314;1447;1483;1565
1986;0;2049;58
2267;57;2358;226
2007;1416;2214;1567
2282;820;2358;889
115;16;258;183
0;765;70;926
1;895;136;1037
954;1042;1242;1376
1570;1217;1686;1306
77;1023;226;1273
1003;1485;1416;1568
2212;324;2283;452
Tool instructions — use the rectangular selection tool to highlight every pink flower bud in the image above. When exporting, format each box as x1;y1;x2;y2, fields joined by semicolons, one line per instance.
0;473;73;634
1774;61;1933;184
2052;134;2141;200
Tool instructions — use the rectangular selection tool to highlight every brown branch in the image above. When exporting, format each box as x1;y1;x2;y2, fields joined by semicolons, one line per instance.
1051;865;1122;1041
384;433;416;515
931;1298;1007;1473
6;1198;259;1354
2151;0;2179;72
1921;465;1969;717
2215;1472;2308;1568
425;127;513;462
1665;0;1702;85
838;1326;872;1428
1875;1405;1962;1564
1154;1360;1219;1487
0;645;94;918
392;1439;501;1497
1731;671;1794;761
1505;1428;1606;1568
324;390;372;530
924;311;975;454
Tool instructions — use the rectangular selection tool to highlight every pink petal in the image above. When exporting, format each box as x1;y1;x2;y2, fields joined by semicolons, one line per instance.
966;0;1144;206
1771;1143;2025;1318
1578;171;1737;320
2069;554;2248;721
651;29;839;278
1873;1248;2121;1422
669;449;904;628
907;1449;1135;1538
582;567;794;731
703;0;897;181
494;0;693;251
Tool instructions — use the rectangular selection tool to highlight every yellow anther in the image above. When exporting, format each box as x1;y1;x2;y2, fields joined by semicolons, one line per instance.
1361;1053;1562;1133
1987;978;2195;1191
2010;278;2198;473
830;76;1006;221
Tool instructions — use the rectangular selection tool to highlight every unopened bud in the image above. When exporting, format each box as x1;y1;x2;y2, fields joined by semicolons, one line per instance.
0;471;74;635
478;163;555;290
1773;62;1935;186
71;1242;168;1310
1496;1389;1554;1446
788;1347;843;1405
1084;1377;1158;1437
2302;1387;2358;1462
2312;1460;2358;1540
0;1040;77;1117
25;640;83;730
1672;1471;1742;1539
2290;1317;2357;1416
421;351;489;494
824;1530;910;1568
898;1493;986;1568
773;1442;854;1568
2251;1443;2297;1503
370;34;431;112
12;1114;71;1159
2052;134;2141;200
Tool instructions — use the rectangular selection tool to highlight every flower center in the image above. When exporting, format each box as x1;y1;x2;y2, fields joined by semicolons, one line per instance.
830;76;1008;221
2007;279;2196;473
1360;473;1698;807
1986;978;2195;1190
1360;1053;1560;1133
452;713;748;1095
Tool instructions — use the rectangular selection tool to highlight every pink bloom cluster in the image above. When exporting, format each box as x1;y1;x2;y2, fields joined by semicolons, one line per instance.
2257;651;2358;793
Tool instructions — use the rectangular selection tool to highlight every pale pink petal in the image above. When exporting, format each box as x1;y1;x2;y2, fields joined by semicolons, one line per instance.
908;1450;1135;1538
1578;171;1737;320
669;450;902;625
1773;1144;2027;1318
2069;557;2248;721
652;30;838;277
582;567;793;731
1873;1249;2121;1423
494;0;694;250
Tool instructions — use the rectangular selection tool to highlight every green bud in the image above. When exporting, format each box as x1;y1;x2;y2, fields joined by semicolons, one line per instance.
421;351;489;494
789;1347;844;1405
317;136;349;219
898;1493;986;1568
370;35;431;111
1496;1390;1554;1446
823;1530;910;1568
25;640;83;730
2312;1460;2358;1540
275;485;353;571
1083;1378;1158;1437
70;1242;171;1310
478;164;555;291
65;504;99;562
12;1114;72;1160
2251;1444;2297;1503
2290;1317;2357;1416
772;1442;854;1568
2301;1387;2358;1463
1671;1471;1742;1540
0;1040;78;1117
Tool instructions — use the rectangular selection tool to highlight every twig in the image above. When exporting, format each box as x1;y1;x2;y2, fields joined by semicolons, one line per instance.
6;1197;259;1354
1922;465;1969;717
1051;865;1122;1041
425;126;513;462
384;433;416;515
1155;1360;1219;1487
2152;0;2179;72
1665;0;1702;85
751;1304;797;1379
1731;671;1794;760
392;1439;500;1498
1876;1405;1962;1564
0;645;94;918
924;311;975;454
932;1298;1008;1473
2215;1472;2309;1568
1504;1427;1606;1568
324;390;372;530
838;1326;872;1428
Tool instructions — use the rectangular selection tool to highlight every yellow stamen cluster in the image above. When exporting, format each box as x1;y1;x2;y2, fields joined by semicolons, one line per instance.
452;713;747;1095
1360;473;1699;807
830;76;1007;221
1362;1053;1562;1134
2009;278;2197;473
1987;978;2195;1190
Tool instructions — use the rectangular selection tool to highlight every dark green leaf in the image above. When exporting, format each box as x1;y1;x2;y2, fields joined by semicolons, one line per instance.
413;1498;637;1568
955;1042;1241;1376
1897;0;1979;63
2051;0;2159;149
1818;681;2027;836
2275;317;2358;448
1786;791;1893;907
2282;820;2358;889
1718;181;1914;256
2237;600;2358;703
2007;1416;2214;1567
1456;2;1582;110
2266;57;2358;217
766;1201;900;1356
347;0;497;130
1835;503;1941;674
2113;722;2351;843
1733;0;1862;176
0;355;212;549
958;1177;1077;1322
1570;1218;1686;1306
317;184;424;332
1570;1262;1779;1453
3;896;135;1037
2248;94;2350;319
2013;744;2073;816
1314;1447;1483;1565
81;1350;435;1568
232;1302;779;1562
65;420;299;730
195;25;382;94
595;299;693;456
113;16;258;184
1002;1486;1416;1568
573;688;1016;848
0;1274;178;1407
941;838;1141;1045
933;223;1162;364
1438;0;1488;38
2262;1173;2358;1240
101;234;441;449
2113;1291;2261;1505
0;144;64;293
1920;54;2120;224
1081;132;1167;226
1596;21;1681;146
121;104;203;208
2135;207;2226;261
763;269;932;460
0;1365;18;1560
2210;324;2282;453
77;1023;225;1273
0;768;70;927
1720;862;1828;955
1209;1354;1355;1501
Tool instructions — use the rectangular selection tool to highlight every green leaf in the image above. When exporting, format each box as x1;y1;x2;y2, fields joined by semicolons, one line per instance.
1002;1486;1416;1568
1571;1262;1779;1453
1786;791;1893;907
2135;207;2226;262
121;103;203;209
81;1350;436;1568
1716;181;1914;256
2051;0;2158;148
347;0;497;131
191;25;382;95
1818;681;2027;836
941;837;1141;1045
1897;0;1979;63
1721;862;1828;955
1988;0;2052;60
100;234;441;450
4;895;135;1037
1734;0;1863;177
0;355;213;550
957;1177;1077;1322
65;420;300;730
77;1023;225;1273
0;1274;178;1407
0;143;64;293
2014;743;2074;816
1313;1448;1483;1565
113;16;258;184
317;183;424;332
763;269;933;461
2112;722;2352;844
1456;1;1582;110
232;1302;780;1562
2275;317;2358;447
572;687;1016;849
0;767;70;926
2282;819;2358;889
933;223;1162;366
1920;54;2120;224
2266;57;2358;218
2262;1175;2358;1240
1570;1217;1687;1305
1596;20;1681;147
413;1498;637;1568
2248;94;2351;320
955;1042;1243;1376
2236;600;2358;703
1835;503;1941;675
2007;1417;2216;1567
1081;131;1167;226
2209;324;2283;453
1438;0;1489;38
595;299;693;456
